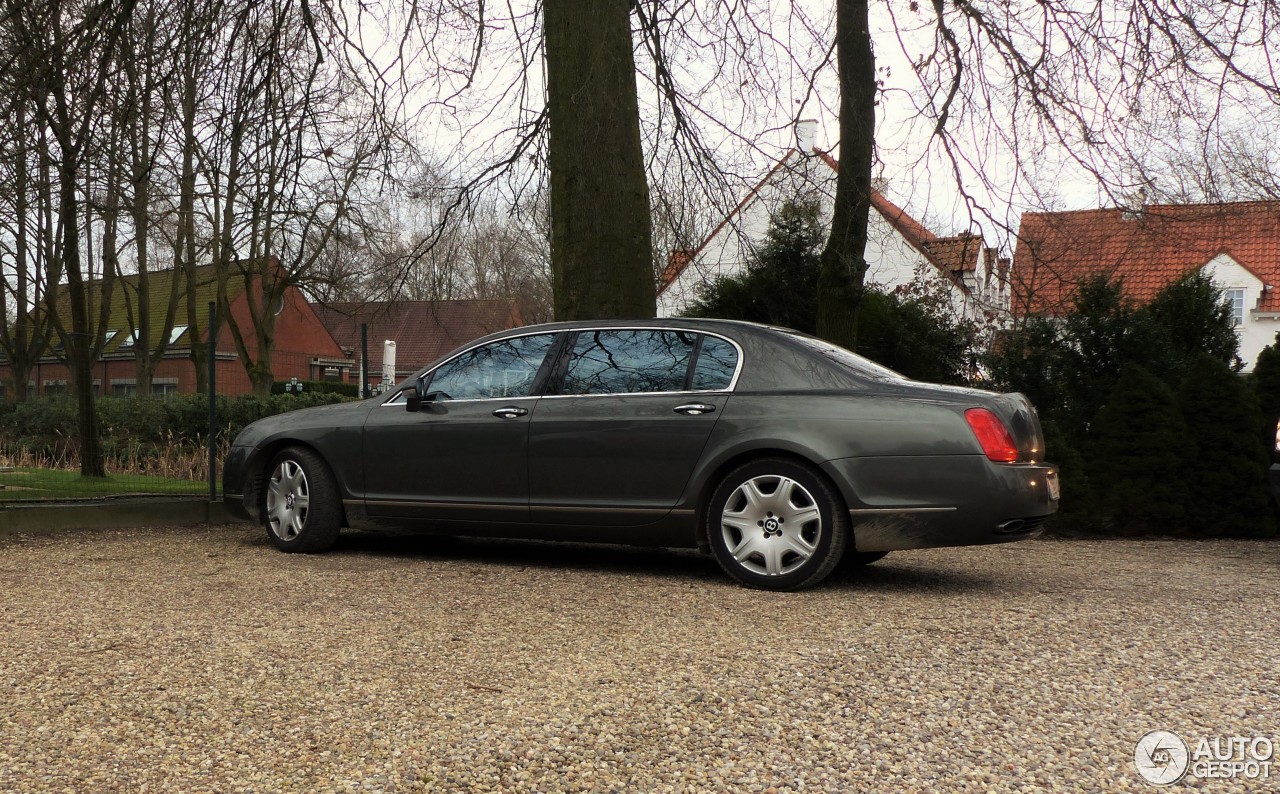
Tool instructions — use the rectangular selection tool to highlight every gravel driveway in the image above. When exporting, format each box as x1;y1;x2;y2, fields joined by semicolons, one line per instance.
1;526;1276;793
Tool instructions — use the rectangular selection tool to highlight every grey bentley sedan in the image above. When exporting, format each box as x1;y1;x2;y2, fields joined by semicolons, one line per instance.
224;319;1059;590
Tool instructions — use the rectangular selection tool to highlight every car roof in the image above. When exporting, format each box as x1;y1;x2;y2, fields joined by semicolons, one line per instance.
467;317;792;345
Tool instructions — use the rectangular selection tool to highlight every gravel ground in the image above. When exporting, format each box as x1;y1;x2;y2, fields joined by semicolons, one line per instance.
0;525;1276;793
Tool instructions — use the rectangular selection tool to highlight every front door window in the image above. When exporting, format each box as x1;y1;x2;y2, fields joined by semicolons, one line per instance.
426;334;557;400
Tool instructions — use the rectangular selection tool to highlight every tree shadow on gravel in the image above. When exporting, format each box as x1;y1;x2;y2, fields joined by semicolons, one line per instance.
325;530;726;585
280;530;1018;594
823;559;1008;595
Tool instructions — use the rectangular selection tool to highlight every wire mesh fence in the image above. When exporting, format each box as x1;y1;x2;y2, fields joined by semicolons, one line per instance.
0;308;369;504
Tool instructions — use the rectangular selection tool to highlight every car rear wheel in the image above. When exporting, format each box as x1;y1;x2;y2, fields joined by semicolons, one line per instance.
705;458;849;591
264;447;342;553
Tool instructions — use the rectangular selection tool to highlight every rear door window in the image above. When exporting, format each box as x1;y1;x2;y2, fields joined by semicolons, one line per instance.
561;330;698;395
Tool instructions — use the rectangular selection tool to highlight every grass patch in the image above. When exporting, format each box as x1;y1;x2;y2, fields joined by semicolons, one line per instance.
0;467;205;501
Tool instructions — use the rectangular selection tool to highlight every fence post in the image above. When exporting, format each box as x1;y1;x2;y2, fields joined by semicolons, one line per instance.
361;323;370;398
208;301;217;502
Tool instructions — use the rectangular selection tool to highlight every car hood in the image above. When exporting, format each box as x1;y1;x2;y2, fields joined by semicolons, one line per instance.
230;398;379;449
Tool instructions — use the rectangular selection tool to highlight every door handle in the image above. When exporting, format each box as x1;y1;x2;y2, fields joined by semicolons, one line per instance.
492;406;529;419
673;403;716;416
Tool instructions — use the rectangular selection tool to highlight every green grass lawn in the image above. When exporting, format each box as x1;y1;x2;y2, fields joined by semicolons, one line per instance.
0;467;206;500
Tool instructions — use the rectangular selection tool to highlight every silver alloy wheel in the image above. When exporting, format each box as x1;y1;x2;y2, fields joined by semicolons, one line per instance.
266;459;310;541
720;474;822;576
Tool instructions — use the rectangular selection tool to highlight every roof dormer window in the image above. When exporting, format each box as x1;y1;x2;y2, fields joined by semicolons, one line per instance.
1226;288;1246;327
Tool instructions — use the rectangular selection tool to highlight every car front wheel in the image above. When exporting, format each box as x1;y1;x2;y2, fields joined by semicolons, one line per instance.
263;447;342;553
705;458;849;591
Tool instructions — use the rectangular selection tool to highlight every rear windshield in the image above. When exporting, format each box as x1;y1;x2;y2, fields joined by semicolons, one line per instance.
784;333;907;382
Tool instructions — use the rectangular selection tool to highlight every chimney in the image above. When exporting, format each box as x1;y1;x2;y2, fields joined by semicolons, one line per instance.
1122;187;1148;220
795;119;818;154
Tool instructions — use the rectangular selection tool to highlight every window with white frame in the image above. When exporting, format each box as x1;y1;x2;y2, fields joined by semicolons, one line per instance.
1225;289;1246;327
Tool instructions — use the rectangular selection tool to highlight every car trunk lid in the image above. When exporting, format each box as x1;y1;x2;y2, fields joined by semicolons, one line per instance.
988;392;1048;462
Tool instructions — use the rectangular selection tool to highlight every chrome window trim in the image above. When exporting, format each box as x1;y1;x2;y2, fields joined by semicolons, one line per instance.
378;326;744;406
538;388;731;400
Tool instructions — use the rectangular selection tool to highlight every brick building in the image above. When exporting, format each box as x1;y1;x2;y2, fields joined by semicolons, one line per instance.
0;264;352;399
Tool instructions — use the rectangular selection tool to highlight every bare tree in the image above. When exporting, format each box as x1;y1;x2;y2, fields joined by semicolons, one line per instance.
196;0;400;395
0;103;50;403
0;0;138;476
365;2;815;321
113;0;186;395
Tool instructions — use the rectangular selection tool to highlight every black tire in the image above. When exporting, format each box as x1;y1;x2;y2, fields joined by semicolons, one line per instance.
704;457;849;591
262;447;342;553
846;551;889;566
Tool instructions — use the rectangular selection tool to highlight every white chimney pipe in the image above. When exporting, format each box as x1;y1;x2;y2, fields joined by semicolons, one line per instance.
795;119;818;154
382;340;397;385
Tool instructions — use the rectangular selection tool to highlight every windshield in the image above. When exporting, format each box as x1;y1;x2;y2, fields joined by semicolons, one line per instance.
785;333;907;382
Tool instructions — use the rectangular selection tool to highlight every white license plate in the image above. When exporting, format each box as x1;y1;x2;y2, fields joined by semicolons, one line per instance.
1046;471;1060;501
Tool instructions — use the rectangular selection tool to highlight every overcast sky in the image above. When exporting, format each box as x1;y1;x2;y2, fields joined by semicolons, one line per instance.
363;0;1280;252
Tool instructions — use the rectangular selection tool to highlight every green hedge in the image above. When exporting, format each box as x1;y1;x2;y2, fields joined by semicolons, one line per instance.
985;273;1277;538
0;392;357;461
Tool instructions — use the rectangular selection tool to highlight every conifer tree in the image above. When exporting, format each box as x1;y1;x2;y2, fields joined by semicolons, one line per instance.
1089;364;1190;533
1249;333;1280;459
1178;354;1276;537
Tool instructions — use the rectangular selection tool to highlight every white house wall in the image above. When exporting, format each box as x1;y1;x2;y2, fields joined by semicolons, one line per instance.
657;152;975;321
862;218;974;320
1204;253;1279;371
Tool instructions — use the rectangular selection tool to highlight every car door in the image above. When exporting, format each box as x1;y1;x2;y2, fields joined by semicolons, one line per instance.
362;332;560;522
527;329;740;526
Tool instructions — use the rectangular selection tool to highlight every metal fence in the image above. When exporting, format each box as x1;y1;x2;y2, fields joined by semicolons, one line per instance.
0;305;369;504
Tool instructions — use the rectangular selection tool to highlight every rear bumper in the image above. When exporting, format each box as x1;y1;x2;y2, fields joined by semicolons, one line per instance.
822;455;1059;553
1270;464;1280;508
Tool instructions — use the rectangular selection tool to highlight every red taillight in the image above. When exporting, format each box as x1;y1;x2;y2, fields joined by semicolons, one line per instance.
965;408;1019;463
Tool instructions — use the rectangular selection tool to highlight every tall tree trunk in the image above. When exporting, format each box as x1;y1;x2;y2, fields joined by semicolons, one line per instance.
544;0;655;320
3;104;42;403
56;152;106;477
816;0;876;350
178;7;206;393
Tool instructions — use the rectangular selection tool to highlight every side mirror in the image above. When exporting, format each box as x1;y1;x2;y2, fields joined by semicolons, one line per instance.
405;381;447;413
405;379;428;412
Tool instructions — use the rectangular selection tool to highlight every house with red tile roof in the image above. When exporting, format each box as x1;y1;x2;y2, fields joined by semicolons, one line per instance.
1013;200;1280;370
656;123;1010;324
0;263;351;399
315;299;524;391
